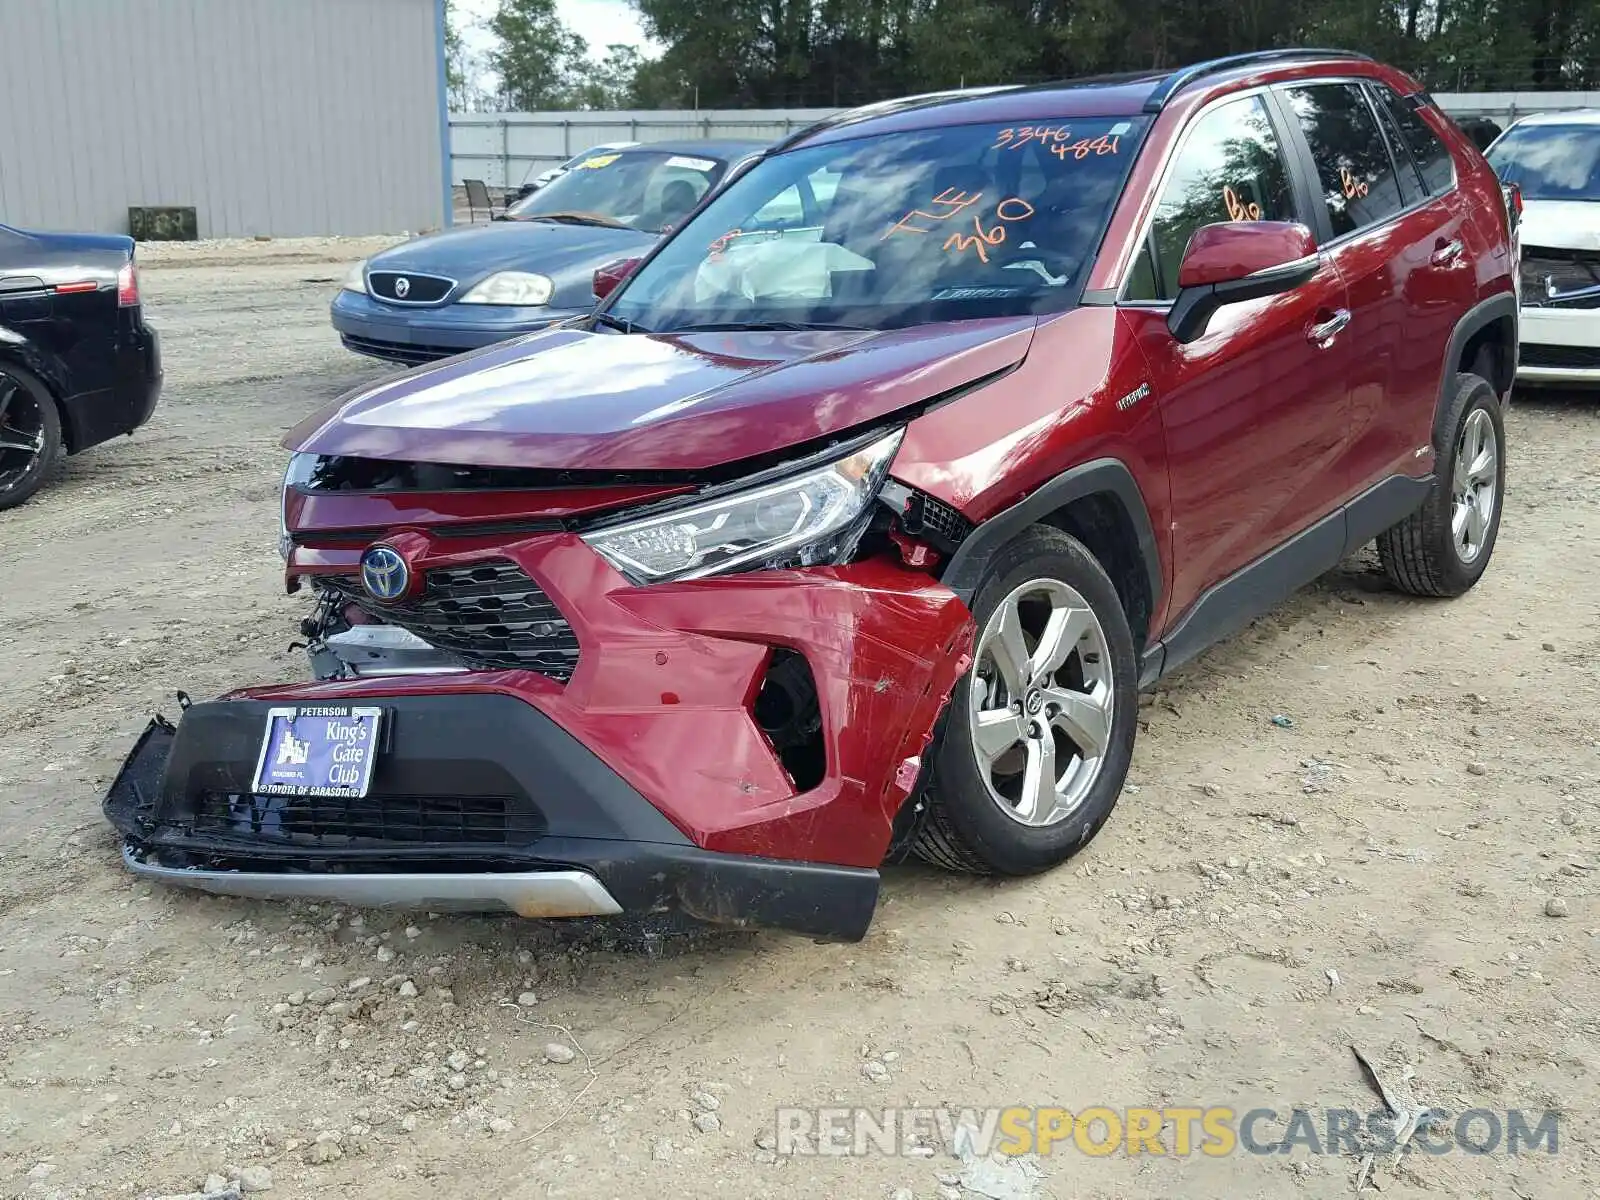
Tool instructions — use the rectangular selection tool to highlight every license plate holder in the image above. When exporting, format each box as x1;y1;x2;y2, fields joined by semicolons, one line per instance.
251;705;384;798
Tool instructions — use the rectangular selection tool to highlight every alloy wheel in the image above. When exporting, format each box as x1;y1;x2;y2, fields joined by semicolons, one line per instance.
968;577;1115;828
1451;408;1499;564
0;372;47;496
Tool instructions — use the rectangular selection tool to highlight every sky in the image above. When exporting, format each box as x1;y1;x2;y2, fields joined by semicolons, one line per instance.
454;0;657;66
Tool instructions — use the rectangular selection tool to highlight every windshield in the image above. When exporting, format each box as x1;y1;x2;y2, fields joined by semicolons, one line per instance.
505;149;732;232
605;117;1147;333
1487;123;1600;201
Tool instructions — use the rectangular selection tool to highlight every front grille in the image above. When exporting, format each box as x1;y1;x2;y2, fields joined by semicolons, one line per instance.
193;790;540;846
340;333;458;365
323;559;582;681
1520;248;1600;309
366;271;455;305
1521;343;1600;370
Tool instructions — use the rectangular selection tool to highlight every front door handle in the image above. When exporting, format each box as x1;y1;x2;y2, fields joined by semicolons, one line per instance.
1307;308;1351;347
1431;239;1464;266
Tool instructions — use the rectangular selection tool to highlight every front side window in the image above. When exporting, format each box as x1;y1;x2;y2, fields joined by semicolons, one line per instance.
1283;84;1406;237
605;117;1147;333
504;150;730;233
1486;122;1600;202
1125;95;1295;303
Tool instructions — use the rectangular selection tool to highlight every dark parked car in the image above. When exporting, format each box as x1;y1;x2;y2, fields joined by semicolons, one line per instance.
107;50;1516;942
331;140;767;365
0;224;161;509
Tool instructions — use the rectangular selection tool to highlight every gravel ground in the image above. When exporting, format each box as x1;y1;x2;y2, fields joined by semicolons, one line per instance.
1;238;1598;1199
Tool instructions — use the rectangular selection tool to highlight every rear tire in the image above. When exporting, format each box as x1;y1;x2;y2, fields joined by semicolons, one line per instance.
0;363;63;511
1377;373;1504;597
912;525;1138;875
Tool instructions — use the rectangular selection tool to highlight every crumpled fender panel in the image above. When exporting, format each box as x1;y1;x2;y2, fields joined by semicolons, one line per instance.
235;534;976;870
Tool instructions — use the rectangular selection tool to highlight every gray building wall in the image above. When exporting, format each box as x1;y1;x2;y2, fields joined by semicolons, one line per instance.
0;0;448;238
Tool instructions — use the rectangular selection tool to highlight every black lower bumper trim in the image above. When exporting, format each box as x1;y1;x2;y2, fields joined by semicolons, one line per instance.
104;699;878;941
120;834;878;942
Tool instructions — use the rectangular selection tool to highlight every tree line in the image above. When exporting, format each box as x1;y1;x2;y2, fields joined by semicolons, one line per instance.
451;0;1600;111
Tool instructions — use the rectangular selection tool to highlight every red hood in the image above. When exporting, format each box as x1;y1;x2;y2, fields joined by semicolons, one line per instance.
286;319;1036;471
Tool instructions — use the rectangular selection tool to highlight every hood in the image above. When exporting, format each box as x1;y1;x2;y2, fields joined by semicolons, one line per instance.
285;318;1037;472
1520;199;1600;252
370;221;658;309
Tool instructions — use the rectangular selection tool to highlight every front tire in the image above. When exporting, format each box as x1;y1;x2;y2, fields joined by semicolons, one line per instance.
912;525;1139;875
1378;373;1505;597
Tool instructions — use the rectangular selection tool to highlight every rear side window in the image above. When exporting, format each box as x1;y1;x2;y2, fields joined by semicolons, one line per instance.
1376;85;1455;196
1125;95;1296;302
1282;83;1406;237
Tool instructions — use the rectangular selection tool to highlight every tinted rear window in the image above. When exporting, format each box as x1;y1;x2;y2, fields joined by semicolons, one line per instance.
1282;83;1407;237
1377;87;1455;196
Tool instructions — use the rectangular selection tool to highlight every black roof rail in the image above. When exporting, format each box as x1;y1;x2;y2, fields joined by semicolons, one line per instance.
1142;48;1375;112
769;85;1019;154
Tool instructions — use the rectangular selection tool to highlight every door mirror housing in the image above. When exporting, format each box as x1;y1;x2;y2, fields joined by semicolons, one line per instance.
1167;221;1319;343
593;257;642;301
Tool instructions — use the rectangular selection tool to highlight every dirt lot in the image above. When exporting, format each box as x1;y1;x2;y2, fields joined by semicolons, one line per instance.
1;238;1597;1200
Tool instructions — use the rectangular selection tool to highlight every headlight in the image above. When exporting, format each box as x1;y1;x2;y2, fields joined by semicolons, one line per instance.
341;262;367;294
458;271;554;306
279;452;317;560
582;429;903;583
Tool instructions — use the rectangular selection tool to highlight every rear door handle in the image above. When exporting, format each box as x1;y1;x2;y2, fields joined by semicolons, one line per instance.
1307;309;1351;346
1431;239;1464;266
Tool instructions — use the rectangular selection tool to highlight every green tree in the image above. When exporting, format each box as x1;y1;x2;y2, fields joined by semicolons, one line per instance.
489;0;589;110
444;0;471;110
626;0;1600;109
571;44;648;109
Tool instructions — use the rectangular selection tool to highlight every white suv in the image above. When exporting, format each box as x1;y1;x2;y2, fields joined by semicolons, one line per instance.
1486;110;1600;387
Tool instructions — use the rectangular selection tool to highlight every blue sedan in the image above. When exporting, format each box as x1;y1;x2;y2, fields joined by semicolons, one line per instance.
332;140;767;365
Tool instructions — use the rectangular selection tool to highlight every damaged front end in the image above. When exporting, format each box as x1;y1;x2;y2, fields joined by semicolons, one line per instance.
105;426;979;940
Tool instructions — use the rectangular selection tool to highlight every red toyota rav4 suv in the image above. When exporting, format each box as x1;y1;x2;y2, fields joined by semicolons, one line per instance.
105;50;1517;941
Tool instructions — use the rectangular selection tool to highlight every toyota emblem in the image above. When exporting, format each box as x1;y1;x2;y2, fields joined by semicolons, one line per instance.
394;276;411;299
360;544;411;603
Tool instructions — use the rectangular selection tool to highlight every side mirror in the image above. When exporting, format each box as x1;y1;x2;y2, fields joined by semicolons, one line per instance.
1168;221;1319;344
593;256;642;301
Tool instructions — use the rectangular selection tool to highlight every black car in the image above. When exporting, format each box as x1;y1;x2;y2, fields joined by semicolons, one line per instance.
0;223;162;509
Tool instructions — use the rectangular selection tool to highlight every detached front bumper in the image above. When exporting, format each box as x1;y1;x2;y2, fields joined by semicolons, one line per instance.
104;550;976;940
105;694;882;940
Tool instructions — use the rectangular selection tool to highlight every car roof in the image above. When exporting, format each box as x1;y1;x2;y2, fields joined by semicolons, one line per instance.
1508;109;1600;129
782;49;1396;148
615;138;770;160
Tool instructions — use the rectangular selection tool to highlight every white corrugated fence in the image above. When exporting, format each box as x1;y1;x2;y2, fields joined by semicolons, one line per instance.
449;93;1600;189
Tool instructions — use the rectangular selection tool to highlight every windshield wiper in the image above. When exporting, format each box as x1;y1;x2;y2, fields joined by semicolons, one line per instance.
590;311;647;334
527;211;635;230
669;321;870;333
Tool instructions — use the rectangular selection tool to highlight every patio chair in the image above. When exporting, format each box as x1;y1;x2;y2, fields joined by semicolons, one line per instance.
462;178;502;223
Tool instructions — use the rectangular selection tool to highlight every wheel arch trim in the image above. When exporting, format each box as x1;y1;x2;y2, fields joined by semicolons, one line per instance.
937;457;1164;619
1437;291;1517;443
